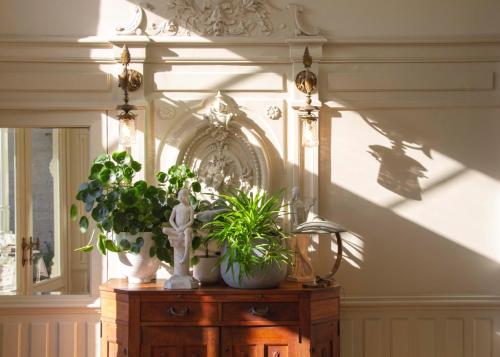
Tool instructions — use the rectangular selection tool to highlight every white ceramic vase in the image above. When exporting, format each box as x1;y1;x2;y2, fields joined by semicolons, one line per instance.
116;232;160;284
193;255;221;285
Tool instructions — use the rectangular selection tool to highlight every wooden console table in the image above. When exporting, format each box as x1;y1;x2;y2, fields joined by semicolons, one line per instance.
100;279;340;357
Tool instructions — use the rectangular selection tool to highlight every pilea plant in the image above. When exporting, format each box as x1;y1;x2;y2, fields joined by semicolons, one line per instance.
70;151;168;255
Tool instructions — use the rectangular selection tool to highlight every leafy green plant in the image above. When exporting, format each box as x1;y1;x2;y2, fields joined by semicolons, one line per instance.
203;189;292;282
151;164;205;265
70;151;168;255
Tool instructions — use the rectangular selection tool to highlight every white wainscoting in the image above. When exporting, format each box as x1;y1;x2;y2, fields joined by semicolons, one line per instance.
341;297;500;357
0;308;99;357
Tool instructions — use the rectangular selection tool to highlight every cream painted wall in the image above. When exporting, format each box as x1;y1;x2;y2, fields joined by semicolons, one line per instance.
1;0;500;40
0;0;499;356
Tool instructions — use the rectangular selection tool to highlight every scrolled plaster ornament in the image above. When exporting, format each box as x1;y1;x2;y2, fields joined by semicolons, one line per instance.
287;4;320;36
204;91;237;128
116;5;144;35
156;101;177;121
266;105;282;120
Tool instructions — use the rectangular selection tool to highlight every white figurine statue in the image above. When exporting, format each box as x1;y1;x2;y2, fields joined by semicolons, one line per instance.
288;186;316;282
162;188;199;289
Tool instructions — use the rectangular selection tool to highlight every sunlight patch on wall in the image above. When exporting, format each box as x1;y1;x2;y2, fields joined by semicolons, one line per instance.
331;111;500;264
393;168;500;263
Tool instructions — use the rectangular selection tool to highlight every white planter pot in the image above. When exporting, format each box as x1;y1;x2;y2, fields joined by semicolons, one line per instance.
193;256;221;285
117;232;160;284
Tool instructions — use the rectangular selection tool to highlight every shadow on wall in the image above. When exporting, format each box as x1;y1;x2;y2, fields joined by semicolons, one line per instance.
317;106;500;296
363;116;430;201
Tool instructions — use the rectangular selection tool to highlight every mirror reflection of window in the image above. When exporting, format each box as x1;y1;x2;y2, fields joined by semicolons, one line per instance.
0;127;90;295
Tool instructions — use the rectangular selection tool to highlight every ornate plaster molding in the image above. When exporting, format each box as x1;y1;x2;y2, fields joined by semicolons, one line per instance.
115;1;321;37
115;5;144;35
180;92;263;195
287;4;320;36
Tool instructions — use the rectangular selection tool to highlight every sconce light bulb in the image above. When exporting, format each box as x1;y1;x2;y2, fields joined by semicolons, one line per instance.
118;117;136;147
302;118;319;148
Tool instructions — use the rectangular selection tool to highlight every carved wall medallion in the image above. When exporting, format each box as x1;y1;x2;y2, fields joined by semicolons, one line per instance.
266;105;282;120
179;92;264;195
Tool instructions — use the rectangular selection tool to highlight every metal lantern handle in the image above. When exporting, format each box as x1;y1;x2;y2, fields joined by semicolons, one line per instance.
324;232;343;281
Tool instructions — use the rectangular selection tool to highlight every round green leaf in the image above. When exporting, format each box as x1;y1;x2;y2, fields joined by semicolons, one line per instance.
104;161;116;169
156;171;167;183
121;189;139;206
104;239;120;253
79;216;89;233
98;168;111;183
118;239;131;250
123;167;135;182
90;163;103;179
112;151;127;164
134;180;147;193
191;181;201;193
91;203;109;222
131;160;142;172
94;154;109;164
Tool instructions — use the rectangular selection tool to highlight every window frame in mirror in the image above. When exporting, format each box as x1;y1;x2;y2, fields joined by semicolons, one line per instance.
0;109;109;307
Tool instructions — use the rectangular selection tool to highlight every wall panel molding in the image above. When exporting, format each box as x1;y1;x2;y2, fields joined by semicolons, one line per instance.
327;70;494;92
0;310;100;357
154;72;286;92
342;295;500;308
341;296;500;357
0;72;111;92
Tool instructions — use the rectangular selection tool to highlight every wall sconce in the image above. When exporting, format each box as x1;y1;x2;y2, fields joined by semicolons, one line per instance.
295;47;320;147
117;44;143;147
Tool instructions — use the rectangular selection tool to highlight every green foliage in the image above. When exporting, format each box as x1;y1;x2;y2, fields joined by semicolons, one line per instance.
203;189;292;283
156;164;201;197
153;164;207;264
71;151;168;256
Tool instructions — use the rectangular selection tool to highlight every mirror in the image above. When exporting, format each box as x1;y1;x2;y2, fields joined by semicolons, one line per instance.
0;127;90;295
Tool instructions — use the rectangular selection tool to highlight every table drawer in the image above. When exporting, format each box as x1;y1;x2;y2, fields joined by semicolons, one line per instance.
222;302;299;322
141;302;218;323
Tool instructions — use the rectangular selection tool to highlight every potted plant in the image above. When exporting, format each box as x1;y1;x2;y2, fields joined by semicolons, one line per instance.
155;164;224;284
71;151;168;284
203;189;292;289
190;234;221;284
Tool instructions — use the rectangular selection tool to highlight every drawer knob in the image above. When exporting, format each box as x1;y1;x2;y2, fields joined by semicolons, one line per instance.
167;306;189;317
248;305;269;317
